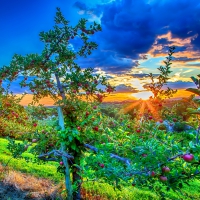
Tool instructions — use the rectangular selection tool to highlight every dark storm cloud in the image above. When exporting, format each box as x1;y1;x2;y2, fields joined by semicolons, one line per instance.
74;0;200;73
173;57;200;62
163;81;196;90
115;84;139;93
76;49;139;73
143;81;196;90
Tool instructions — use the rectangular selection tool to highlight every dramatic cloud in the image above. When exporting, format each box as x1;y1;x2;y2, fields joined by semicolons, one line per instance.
73;0;200;73
115;84;139;93
163;81;196;90
1;0;199;98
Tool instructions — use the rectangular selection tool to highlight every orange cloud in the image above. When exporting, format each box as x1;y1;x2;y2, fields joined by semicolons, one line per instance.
148;31;200;61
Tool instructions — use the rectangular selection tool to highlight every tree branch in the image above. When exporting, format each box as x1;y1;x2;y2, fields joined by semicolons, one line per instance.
84;144;98;153
38;149;74;161
110;153;131;166
84;144;131;166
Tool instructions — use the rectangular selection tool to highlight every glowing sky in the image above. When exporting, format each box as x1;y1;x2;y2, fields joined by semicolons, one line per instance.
0;0;199;102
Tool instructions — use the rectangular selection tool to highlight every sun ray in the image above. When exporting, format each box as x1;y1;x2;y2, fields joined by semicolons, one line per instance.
138;101;147;118
145;100;161;121
122;100;142;114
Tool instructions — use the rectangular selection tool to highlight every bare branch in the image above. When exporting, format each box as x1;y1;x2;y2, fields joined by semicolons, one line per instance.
84;144;131;166
84;144;98;153
38;149;74;161
110;153;131;166
168;153;183;162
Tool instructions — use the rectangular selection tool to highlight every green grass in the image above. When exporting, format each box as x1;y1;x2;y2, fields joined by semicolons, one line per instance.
0;137;200;200
0;137;63;183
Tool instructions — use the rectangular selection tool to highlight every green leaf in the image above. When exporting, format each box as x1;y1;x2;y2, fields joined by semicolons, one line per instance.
68;135;73;142
71;143;77;151
189;141;194;148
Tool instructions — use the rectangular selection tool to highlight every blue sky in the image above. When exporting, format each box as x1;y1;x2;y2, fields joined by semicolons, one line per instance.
0;0;199;97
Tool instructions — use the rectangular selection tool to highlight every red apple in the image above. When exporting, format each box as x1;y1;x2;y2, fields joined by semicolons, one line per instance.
160;176;167;182
33;123;37;127
93;105;97;109
93;126;99;131
77;126;81;130
60;161;64;165
32;139;37;143
149;116;153;120
47;83;53;88
150;171;156;177
86;111;89;116
182;154;194;162
136;129;141;133
173;118;177;122
159;119;163;123
99;163;104;168
162;166;170;173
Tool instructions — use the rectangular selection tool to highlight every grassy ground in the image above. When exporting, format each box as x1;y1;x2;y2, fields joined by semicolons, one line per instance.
0;137;200;200
0;138;62;183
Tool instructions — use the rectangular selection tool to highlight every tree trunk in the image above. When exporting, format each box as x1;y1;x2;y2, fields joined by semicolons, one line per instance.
57;107;73;200
72;160;82;200
62;146;73;200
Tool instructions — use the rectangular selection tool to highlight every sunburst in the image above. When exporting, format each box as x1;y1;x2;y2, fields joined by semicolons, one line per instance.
145;100;161;121
122;98;161;121
122;100;142;114
138;101;147;117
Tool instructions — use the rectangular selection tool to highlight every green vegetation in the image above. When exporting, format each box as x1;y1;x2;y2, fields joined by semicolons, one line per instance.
1;137;200;200
0;138;62;183
0;7;199;200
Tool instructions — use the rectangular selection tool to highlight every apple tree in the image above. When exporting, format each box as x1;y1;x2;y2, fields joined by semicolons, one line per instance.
1;7;200;200
0;7;115;200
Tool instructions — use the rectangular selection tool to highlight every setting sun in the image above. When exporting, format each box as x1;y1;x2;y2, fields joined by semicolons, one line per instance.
131;91;153;100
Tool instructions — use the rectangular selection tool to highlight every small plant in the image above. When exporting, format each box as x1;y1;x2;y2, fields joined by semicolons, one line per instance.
144;46;177;101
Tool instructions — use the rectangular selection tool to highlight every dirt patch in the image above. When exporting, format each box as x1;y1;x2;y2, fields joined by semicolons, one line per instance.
0;181;106;200
0;164;63;199
0;181;29;200
0;164;106;200
0;181;63;200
